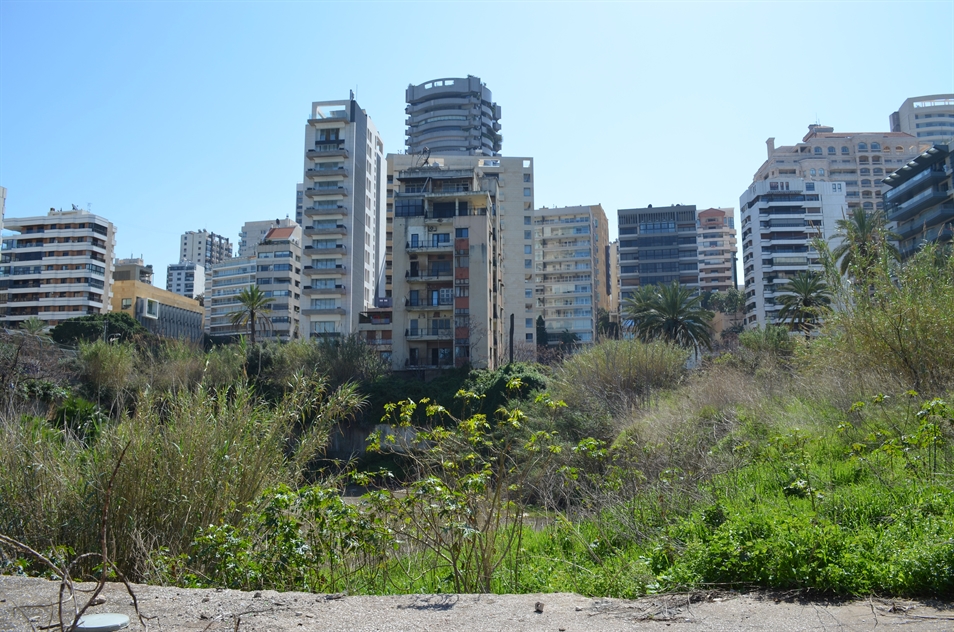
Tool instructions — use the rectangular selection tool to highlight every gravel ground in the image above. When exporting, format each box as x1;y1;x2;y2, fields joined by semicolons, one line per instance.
1;575;952;631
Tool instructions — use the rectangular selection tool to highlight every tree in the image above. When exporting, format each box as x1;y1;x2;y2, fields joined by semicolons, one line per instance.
596;307;620;340
535;315;549;347
623;281;714;355
50;312;149;346
19;316;48;338
830;207;900;277
776;271;832;333
709;288;745;314
229;285;273;344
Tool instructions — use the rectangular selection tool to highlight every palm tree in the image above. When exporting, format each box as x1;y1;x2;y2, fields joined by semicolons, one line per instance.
229;285;273;344
776;271;832;333
830;207;900;277
19;316;48;338
622;281;714;355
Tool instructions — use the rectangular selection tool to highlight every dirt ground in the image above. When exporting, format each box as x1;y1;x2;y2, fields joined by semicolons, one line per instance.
1;575;952;632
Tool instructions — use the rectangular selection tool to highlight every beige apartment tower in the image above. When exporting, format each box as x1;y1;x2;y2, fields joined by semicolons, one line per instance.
756;125;920;215
696;207;737;293
533;204;611;345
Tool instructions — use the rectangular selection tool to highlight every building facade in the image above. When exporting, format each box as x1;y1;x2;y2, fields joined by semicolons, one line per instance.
256;225;303;340
0;208;116;327
300;95;385;339
180;230;232;269
111;279;205;343
166;262;206;299
405;76;502;157
739;179;847;328
238;217;296;258
754;125;920;215
617;204;700;302
207;225;303;341
883;143;953;260
114;258;154;285
890;95;954;145
533;205;611;345
386;158;503;370
696;207;738;293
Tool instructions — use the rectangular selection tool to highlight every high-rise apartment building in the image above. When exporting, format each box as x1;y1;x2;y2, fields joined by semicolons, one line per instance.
533;205;611;345
755;125;920;214
0;186;6;235
300;95;385;339
385;157;504;370
207;225;302;341
405;76;502;157
180;230;232;269
384;154;535;365
739;179;847;328
617;204;700;302
166;262;206;299
890;95;954;144
696;207;738;293
238;218;296;258
295;183;305;226
0;208;116;327
883;143;953;260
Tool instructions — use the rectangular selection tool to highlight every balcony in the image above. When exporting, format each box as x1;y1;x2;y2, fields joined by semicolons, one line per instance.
896;204;954;241
303;284;346;295
304;244;347;254
883;166;949;202
305;167;349;179
405;328;453;340
406;241;453;253
304;205;348;216
305;186;349;198
302;306;347;316
405;269;453;282
306;145;349;160
886;188;953;223
405;297;453;310
304;225;348;236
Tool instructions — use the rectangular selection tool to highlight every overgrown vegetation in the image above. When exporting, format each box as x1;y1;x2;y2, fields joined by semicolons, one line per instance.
1;245;953;598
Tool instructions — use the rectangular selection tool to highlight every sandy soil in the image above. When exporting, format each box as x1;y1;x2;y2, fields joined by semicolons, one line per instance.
1;575;952;631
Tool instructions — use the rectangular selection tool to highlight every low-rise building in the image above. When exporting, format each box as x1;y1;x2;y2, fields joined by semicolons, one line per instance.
883;143;954;260
111;279;205;343
0;208;116;327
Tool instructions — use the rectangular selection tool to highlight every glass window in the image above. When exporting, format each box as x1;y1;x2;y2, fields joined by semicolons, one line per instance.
121;298;132;309
841;147;850;154
524;245;532;254
455;227;468;238
524;230;531;240
871;142;881;151
524;216;531;225
524;259;532;268
857;143;868;151
827;146;836;154
813;147;822;154
525;318;533;328
523;188;532;197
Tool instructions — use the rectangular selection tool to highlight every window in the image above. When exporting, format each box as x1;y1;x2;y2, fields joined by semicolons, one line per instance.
145;299;159;318
810;169;816;176
523;173;531;182
524;245;532;254
524;230;531;240
805;182;815;191
524;259;532;268
525;289;532;298
121;298;132;309
524;216;531;225
526;333;533;342
455;227;468;238
524;188;532;197
813;147;822;154
857;143;867;151
841;146;849;154
871;142;881;151
827;146;836;154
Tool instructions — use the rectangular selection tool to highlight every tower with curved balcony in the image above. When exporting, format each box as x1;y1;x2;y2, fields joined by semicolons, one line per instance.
405;76;502;156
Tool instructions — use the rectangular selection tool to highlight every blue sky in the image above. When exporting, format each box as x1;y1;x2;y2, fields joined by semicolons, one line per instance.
2;1;952;279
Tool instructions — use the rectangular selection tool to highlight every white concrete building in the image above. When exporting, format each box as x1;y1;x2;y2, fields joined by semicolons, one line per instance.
180;230;232;269
238;217;296;258
166;261;206;299
300;94;385;339
0;208;116;327
739;179;846;328
891;95;954;145
533;205;612;345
